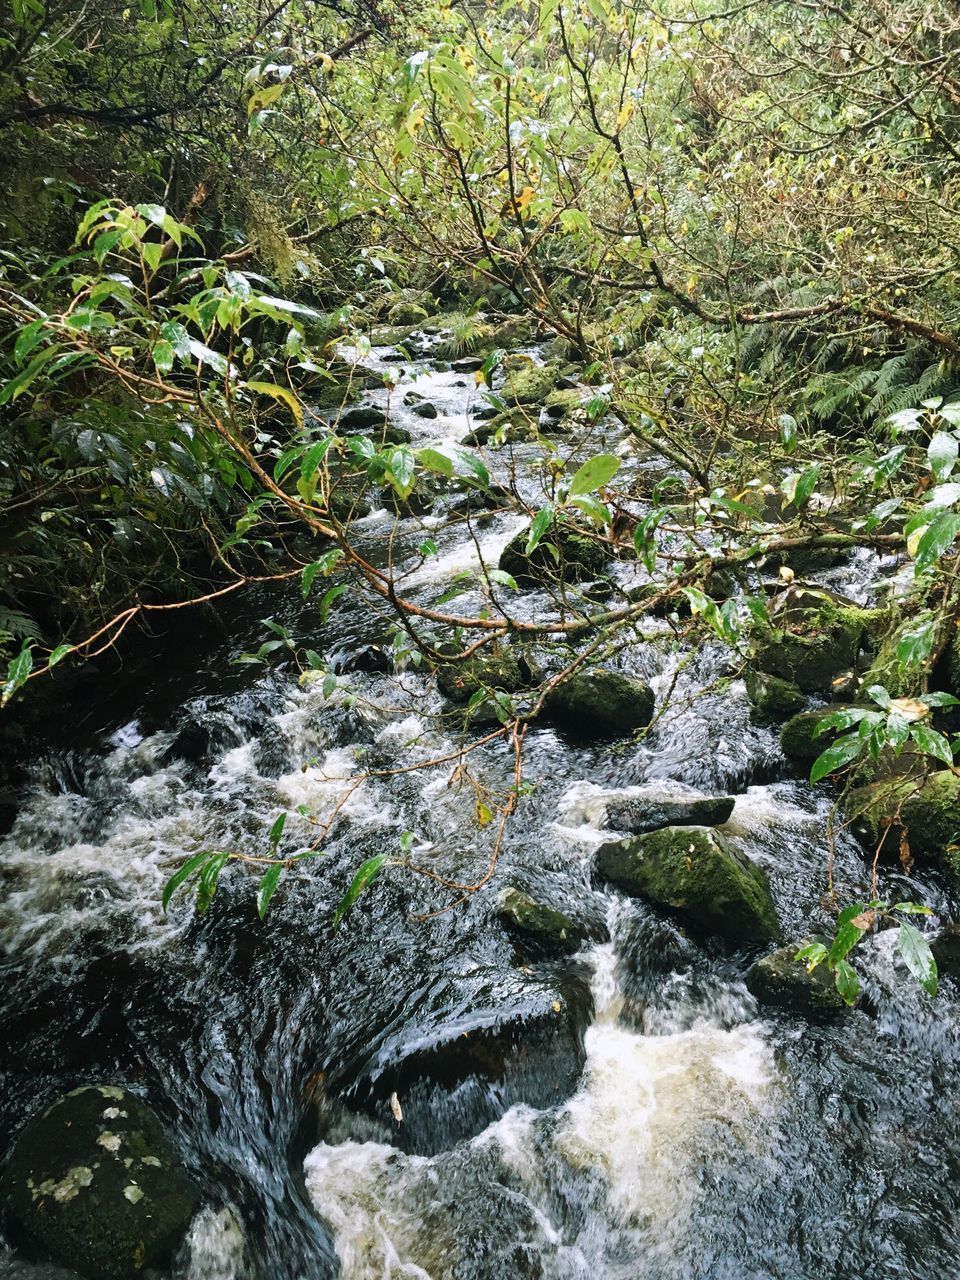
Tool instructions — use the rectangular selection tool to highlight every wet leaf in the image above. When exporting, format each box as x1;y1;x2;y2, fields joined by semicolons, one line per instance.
833;959;861;1005
333;853;387;929
568;453;620;496
257;863;283;919
526;504;553;554
809;732;864;782
161;850;220;912
898;919;937;996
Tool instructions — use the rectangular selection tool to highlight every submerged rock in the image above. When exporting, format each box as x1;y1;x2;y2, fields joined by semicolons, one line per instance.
2;1086;200;1280
499;518;606;586
545;668;654;739
746;940;849;1014
595;826;781;945
497;887;589;955
844;770;960;879
604;793;734;834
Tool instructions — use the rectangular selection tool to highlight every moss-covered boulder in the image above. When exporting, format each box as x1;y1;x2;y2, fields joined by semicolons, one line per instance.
2;1086;200;1280
499;517;606;586
780;705;858;764
595;826;781;944
497;887;588;955
387;301;430;326
751;600;875;693
436;649;525;704
545;668;654;738
746;939;849;1014
744;669;805;722
462;407;537;448
501;363;559;406
843;770;960;879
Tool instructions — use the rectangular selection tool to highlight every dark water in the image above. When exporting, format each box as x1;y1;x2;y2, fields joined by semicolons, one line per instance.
2;346;960;1280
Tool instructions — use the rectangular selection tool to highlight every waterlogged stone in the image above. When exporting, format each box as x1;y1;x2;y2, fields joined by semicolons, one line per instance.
499;518;607;586
2;1086;200;1279
746;939;849;1014
751;601;875;693
435;649;525;705
780;705;858;765
595;826;781;944
604;793;735;834
545;668;654;739
501;363;559;406
844;770;960;879
497;887;588;955
744;670;805;723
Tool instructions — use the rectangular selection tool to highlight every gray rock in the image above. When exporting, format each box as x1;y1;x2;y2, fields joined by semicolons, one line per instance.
746;939;849;1014
339;405;387;431
545;668;654;738
451;356;484;372
411;401;438;419
2;1086;200;1280
604;793;735;834
497;887;588;955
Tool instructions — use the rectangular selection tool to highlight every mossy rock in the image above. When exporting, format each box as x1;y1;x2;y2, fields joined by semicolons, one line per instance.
545;668;654;739
497;887;587;955
751;602;874;693
488;316;536;347
462;407;537;448
780;705;858;764
369;323;417;349
595;825;781;944
843;770;960;879
744;670;805;722
2;1086;200;1280
387;301;430;326
308;381;358;412
746;939;849;1014
436;649;525;704
864;607;950;699
501;363;559;406
499;517;606;586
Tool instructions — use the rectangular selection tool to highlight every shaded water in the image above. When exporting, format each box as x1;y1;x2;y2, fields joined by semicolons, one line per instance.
3;343;960;1280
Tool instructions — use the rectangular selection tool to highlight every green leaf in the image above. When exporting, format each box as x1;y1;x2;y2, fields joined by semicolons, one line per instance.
891;901;933;915
914;509;960;574
896;617;936;667
268;811;287;852
833;959;861;1005
795;941;827;971
162;850;219;911
809;732;864;782
778;413;798;453
2;644;33;707
417;447;454;478
909;722;955;766
257;863;284;919
486;569;518;590
571;494;611;525
526;504;554;554
47;643;73;668
898;919;938;996
196;851;230;914
333;853;387;929
568;453;620;497
383;445;415;499
319;584;347;623
928;431;958;481
828;918;868;967
246;380;303;429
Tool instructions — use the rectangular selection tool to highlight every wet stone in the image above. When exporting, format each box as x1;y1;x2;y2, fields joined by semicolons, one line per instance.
604;793;735;834
497;886;590;956
595;825;781;945
2;1086;200;1280
545;668;654;739
451;356;484;372
746;939;849;1015
338;405;386;431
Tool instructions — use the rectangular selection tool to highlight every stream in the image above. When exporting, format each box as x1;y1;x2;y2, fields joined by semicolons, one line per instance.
3;337;960;1280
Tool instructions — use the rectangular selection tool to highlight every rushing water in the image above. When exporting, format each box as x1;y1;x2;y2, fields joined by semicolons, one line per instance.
3;342;960;1280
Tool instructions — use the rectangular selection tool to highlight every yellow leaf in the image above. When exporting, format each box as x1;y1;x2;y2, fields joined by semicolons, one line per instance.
907;525;928;557
476;798;493;828
247;83;284;116
405;106;425;137
616;102;634;131
245;380;303;429
890;697;929;722
515;185;536;214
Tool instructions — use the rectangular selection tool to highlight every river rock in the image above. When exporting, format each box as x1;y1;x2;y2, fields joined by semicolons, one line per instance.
347;976;591;1155
744;670;805;722
497;887;589;955
595;826;781;944
411;400;438;419
2;1086;200;1280
751;601;875;693
545;669;654;738
499;517;606;586
451;356;484;372
604;792;734;834
931;924;960;979
501;363;559;407
339;405;386;431
436;649;525;704
780;705;857;764
843;770;960;879
387;301;429;326
746;939;849;1014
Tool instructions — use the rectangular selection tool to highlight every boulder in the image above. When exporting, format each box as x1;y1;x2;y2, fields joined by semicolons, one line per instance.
780;705;858;764
595;825;781;945
339;405;386;431
746;939;849;1014
436;649;525;704
744;670;805;722
411;400;438;419
501;363;559;406
499;518;606;586
496;887;588;955
387;301;430;326
604;792;734;834
843;770;960;879
2;1086;200;1280
545;668;654;738
931;924;960;979
451;356;484;373
751;601;875;693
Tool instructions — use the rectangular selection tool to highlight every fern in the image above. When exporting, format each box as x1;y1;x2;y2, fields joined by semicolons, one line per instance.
0;606;42;642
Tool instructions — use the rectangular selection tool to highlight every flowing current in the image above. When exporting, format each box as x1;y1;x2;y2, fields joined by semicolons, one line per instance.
3;342;960;1280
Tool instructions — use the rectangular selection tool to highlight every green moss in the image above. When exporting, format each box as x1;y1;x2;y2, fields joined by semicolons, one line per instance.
744;670;805;722
497;887;585;954
501;363;559;406
844;769;960;879
545;668;653;738
595;825;781;944
436;649;525;704
751;601;876;693
499;517;606;586
2;1087;199;1280
387;301;430;326
780;705;858;763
